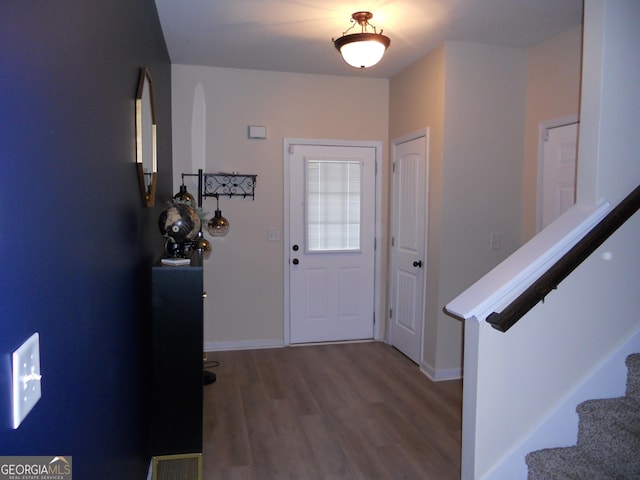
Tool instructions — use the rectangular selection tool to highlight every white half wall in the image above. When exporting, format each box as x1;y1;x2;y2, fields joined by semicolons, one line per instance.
457;1;640;477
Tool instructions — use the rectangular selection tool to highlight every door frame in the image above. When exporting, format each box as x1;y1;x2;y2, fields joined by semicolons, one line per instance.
387;129;429;360
536;114;579;232
283;138;383;346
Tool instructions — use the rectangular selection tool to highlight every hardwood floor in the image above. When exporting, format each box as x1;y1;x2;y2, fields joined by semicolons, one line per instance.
202;342;462;479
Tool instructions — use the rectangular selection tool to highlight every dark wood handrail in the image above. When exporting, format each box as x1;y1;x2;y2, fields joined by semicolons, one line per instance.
487;184;640;332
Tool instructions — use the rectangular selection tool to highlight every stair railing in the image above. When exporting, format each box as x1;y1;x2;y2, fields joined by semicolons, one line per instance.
487;184;640;332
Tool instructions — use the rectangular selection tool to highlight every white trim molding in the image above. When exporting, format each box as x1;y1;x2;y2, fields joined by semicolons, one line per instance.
420;362;462;382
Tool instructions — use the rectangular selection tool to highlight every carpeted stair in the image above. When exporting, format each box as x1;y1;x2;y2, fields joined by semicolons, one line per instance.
526;353;640;479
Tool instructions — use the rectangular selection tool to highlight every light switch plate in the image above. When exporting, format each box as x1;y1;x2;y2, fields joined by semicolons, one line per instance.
12;332;42;429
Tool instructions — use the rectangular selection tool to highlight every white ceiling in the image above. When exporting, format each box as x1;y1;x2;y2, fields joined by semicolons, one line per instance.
154;0;583;79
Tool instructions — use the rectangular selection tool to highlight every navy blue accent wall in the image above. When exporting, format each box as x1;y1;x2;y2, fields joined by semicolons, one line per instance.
0;1;172;477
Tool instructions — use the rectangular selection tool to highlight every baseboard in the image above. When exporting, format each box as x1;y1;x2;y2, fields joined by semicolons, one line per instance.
204;339;284;352
291;339;375;347
420;361;463;381
204;338;378;352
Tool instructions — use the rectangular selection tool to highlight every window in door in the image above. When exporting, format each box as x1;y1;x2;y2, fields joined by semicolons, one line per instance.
306;159;362;252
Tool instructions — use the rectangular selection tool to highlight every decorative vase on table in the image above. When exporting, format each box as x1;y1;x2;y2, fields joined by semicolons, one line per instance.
158;203;201;257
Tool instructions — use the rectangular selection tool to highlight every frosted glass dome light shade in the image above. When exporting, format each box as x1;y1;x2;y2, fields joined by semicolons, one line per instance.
336;34;389;68
333;12;390;69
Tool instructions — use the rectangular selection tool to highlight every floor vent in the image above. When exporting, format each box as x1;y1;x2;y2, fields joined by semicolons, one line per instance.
152;453;202;480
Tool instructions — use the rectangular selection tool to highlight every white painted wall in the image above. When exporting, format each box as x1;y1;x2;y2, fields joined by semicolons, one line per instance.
171;66;389;348
579;0;640;206
462;1;640;478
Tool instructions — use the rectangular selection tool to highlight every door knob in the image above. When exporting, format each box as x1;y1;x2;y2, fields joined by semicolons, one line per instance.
292;244;299;251
292;258;299;265
413;260;423;268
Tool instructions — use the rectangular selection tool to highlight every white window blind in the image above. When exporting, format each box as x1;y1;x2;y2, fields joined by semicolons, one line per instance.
306;160;362;252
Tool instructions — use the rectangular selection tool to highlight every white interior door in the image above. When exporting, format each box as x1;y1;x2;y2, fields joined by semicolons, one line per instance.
540;122;578;229
388;132;428;364
288;143;376;344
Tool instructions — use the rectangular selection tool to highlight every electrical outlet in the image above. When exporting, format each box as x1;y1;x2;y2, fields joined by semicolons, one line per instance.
12;332;42;429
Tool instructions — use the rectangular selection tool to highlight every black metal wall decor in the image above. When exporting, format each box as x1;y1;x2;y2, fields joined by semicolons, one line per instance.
203;173;256;199
180;170;257;206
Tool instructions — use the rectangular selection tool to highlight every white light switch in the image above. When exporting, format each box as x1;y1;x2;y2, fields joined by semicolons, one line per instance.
12;332;42;429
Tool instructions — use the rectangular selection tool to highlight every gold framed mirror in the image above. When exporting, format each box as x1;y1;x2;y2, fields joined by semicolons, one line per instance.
136;67;157;207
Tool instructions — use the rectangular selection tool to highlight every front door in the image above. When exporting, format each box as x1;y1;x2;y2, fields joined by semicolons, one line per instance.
388;132;428;364
287;143;376;344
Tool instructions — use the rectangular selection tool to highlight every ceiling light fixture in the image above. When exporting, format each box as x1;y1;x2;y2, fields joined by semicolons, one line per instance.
333;11;390;69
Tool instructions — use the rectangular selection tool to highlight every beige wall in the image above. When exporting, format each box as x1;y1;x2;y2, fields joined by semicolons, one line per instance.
522;25;583;240
171;65;389;347
390;42;527;377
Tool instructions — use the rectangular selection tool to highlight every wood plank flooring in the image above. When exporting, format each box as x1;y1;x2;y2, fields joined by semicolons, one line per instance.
202;342;462;480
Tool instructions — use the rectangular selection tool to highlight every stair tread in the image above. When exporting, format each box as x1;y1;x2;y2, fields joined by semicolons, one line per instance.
527;353;640;479
576;396;640;477
626;353;640;368
526;446;618;479
626;353;640;398
577;396;640;431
